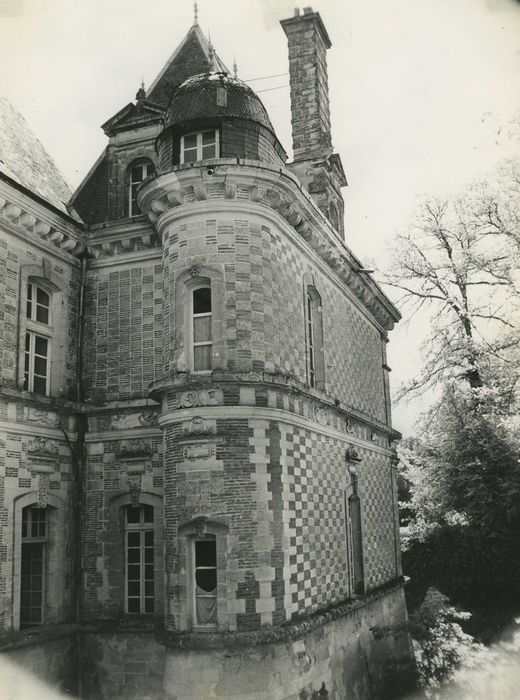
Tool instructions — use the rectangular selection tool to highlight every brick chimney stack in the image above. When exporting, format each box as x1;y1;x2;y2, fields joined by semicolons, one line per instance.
281;7;332;161
281;7;347;239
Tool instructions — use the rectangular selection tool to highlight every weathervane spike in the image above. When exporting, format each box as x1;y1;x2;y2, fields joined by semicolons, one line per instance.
194;2;198;25
233;57;238;79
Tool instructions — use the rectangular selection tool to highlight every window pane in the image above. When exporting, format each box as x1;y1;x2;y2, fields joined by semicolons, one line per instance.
193;315;211;342
36;305;49;325
27;283;33;301
193;287;211;314
183;148;198;163
36;288;49;307
128;581;140;597
127;532;140;547
144;531;154;546
25;333;31;351
34;356;48;377
144;548;154;564
128;564;140;580
128;548;140;563
33;376;47;395
193;345;212;372
145;582;154;597
195;540;217;567
131;165;144;182
202;144;216;159
196;569;217;592
184;134;197;149
145;565;154;580
27;300;32;318
143;505;154;523
202;130;216;145
126;506;140;524
144;598;154;613
34;336;48;357
128;598;140;613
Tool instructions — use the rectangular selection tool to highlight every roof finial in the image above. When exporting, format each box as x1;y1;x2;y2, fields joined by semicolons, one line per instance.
194;2;198;25
233;57;238;79
208;32;216;72
136;78;146;105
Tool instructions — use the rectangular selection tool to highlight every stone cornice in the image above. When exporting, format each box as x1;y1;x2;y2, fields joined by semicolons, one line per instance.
0;178;85;257
87;217;160;258
138;160;400;331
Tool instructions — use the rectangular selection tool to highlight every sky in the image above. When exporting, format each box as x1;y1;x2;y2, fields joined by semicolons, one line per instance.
0;0;519;435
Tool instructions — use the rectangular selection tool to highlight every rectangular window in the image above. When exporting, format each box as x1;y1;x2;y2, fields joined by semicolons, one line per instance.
126;505;154;614
348;493;365;594
194;538;217;625
181;130;219;164
27;283;50;324
192;286;212;372
306;293;315;387
20;507;47;628
24;332;49;395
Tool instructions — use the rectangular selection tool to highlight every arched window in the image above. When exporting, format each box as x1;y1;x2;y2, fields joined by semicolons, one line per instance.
191;284;212;372
24;282;52;395
128;160;155;217
305;287;325;390
125;504;155;614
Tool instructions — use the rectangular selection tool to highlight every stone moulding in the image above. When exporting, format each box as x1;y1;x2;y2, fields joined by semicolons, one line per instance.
117;438;154;461
0;191;83;255
137;160;400;331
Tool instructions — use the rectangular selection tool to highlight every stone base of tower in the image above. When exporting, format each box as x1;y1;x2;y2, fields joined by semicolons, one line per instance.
0;584;415;699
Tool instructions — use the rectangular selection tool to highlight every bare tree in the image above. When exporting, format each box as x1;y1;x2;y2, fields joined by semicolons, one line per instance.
384;161;520;398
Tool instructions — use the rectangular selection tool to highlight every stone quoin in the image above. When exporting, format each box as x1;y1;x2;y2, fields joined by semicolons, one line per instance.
0;5;415;699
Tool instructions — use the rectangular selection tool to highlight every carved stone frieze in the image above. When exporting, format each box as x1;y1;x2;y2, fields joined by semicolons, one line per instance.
37;474;50;508
183;444;216;460
111;409;159;430
118;438;154;461
172;389;223;410
24;407;60;427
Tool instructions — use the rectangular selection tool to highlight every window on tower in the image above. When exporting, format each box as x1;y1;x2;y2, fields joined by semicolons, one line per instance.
181;129;219;163
305;286;325;390
191;285;212;372
128;159;155;217
125;504;155;614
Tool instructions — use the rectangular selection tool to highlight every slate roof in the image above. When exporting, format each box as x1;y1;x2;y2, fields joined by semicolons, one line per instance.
165;73;274;133
148;23;228;108
0;97;72;213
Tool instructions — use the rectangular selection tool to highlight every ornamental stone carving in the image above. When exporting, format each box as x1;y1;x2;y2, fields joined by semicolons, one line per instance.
182;416;216;436
173;389;223;410
111;410;159;430
345;446;362;464
27;437;59;460
24;407;60;427
118;439;154;461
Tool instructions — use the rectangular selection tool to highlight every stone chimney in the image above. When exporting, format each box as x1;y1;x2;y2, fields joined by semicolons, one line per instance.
281;7;332;161
281;7;347;239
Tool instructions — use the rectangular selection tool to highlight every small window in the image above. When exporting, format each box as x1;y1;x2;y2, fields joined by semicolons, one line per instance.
194;537;217;625
191;286;212;372
129;160;155;217
24;282;52;396
181;130;219;164
346;487;364;595
125;505;155;614
305;287;325;390
20;507;47;628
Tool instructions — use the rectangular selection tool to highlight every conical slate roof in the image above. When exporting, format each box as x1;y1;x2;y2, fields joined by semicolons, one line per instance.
148;23;228;109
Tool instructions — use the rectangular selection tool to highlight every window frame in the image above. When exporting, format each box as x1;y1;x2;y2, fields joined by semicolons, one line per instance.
180;129;220;164
190;283;213;374
192;535;218;628
304;286;325;391
124;504;155;615
128;159;155;218
20;506;47;628
345;475;365;596
23;282;53;396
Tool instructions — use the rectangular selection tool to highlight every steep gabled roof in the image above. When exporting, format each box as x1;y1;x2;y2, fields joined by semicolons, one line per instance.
101;99;164;136
148;23;228;108
0;98;72;213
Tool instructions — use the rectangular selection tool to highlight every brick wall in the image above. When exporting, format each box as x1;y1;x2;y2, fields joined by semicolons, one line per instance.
83;260;163;403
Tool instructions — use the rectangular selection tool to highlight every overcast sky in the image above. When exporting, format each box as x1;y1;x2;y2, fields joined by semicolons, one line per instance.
1;0;519;435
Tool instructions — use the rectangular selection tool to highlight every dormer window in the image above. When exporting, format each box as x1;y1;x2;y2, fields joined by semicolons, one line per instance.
129;160;155;217
181;130;219;164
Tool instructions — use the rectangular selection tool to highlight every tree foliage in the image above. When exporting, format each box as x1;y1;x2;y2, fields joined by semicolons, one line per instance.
385;160;520;398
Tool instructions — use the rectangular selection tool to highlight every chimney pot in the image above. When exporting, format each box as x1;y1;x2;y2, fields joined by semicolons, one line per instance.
294;7;300;16
303;6;313;14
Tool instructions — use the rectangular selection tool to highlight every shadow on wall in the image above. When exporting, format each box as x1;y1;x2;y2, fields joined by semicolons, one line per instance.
0;656;76;700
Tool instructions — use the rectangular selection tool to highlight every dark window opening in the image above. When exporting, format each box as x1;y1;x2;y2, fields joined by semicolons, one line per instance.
20;507;47;628
194;537;217;625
